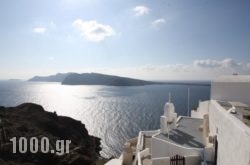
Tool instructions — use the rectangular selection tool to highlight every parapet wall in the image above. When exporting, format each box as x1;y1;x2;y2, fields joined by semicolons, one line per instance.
209;100;250;165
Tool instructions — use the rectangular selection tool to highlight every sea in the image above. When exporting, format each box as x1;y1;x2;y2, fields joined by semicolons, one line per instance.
0;81;210;158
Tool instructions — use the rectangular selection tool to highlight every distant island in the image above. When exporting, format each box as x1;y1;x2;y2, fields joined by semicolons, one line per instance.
28;73;210;86
28;73;72;82
29;72;157;86
7;79;23;81
61;73;156;86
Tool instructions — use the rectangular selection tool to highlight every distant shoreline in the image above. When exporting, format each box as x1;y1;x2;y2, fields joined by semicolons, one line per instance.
157;81;211;86
27;72;211;87
0;80;211;87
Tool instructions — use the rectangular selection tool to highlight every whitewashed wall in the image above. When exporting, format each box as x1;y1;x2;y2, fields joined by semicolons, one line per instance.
209;100;250;165
191;101;210;119
151;137;202;159
185;155;201;165
152;157;170;165
152;155;201;165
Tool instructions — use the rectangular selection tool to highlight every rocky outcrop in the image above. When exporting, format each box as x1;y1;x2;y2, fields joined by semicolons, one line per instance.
0;103;101;165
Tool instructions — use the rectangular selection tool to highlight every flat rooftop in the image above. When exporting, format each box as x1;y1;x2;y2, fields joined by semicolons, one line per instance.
217;101;250;127
155;117;204;148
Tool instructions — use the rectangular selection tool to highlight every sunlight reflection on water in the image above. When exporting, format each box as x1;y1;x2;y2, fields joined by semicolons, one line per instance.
0;81;210;157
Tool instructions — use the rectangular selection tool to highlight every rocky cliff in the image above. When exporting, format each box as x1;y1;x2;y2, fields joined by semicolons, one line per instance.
0;103;101;165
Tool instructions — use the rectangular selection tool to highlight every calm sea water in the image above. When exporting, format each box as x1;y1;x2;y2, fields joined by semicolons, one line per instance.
0;81;210;157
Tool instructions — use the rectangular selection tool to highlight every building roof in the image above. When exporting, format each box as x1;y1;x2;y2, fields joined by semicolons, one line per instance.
155;117;204;148
213;75;250;83
217;101;250;127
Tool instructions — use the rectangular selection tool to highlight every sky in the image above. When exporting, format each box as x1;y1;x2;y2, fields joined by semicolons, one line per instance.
0;0;250;80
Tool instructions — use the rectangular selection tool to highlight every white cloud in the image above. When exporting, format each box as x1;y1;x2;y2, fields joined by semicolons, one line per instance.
221;58;240;68
152;18;166;27
194;58;240;68
133;6;150;16
33;27;47;34
60;58;250;81
194;59;221;68
32;21;56;34
104;58;250;80
72;19;115;42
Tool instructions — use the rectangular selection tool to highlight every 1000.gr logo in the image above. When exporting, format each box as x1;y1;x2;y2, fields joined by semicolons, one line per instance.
10;137;71;155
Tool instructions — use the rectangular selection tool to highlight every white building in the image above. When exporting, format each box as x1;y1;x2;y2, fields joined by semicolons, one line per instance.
193;75;250;165
106;75;250;165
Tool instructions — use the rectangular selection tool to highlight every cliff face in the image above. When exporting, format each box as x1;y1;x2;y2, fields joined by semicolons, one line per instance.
0;103;101;165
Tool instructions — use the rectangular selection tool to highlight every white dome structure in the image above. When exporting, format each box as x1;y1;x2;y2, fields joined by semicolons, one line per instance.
164;102;175;121
161;100;177;134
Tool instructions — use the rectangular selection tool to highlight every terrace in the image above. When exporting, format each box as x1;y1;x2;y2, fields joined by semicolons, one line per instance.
217;101;250;127
155;117;204;149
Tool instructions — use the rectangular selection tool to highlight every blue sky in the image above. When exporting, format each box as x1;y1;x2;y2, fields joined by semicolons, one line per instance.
0;0;250;80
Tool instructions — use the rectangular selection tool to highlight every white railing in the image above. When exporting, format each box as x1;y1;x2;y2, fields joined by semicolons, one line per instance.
134;130;160;165
137;152;142;165
137;148;150;165
136;132;144;151
141;130;160;137
136;130;160;151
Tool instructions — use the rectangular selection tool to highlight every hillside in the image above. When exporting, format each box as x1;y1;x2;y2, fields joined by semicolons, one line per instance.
28;73;211;87
61;73;156;86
